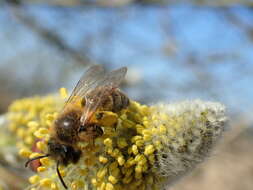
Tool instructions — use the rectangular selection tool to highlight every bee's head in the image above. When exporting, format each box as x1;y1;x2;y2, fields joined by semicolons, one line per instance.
47;138;81;166
25;138;81;189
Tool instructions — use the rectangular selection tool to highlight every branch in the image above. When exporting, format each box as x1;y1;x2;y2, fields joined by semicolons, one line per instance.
7;1;93;66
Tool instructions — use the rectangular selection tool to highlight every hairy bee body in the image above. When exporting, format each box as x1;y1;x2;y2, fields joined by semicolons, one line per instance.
26;65;129;189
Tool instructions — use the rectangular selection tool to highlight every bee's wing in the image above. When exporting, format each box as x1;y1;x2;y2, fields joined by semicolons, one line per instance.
61;65;105;112
80;67;127;124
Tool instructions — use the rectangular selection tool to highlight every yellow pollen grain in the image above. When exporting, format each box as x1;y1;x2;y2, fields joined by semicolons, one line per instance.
27;121;39;128
40;157;51;166
29;175;41;184
104;138;113;147
24;136;34;145
37;166;47;172
36;141;47;152
135;140;144;147
131;135;142;143
144;144;155;155
51;183;59;190
91;178;97;186
122;175;133;184
117;156;125;166
105;182;114;190
135;165;142;173
59;87;68;99
34;128;49;138
39;178;52;187
108;175;118;184
117;138;128;149
97;167;108;179
99;156;108;164
132;145;138;155
100;182;106;190
111;149;120;157
19;148;32;158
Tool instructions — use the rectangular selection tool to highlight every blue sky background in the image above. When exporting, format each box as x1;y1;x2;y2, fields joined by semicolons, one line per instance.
0;4;253;117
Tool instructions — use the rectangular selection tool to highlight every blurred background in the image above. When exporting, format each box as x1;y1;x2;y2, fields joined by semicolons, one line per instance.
0;0;253;189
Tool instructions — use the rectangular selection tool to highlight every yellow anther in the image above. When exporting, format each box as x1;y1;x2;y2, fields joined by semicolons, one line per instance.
91;178;97;186
36;141;47;152
117;138;128;149
99;156;108;164
39;178;52;187
135;165;142;173
138;156;147;166
106;182;114;190
122;176;133;184
37;166;47;172
19;148;31;158
24;136;34;145
148;154;155;164
100;182;106;190
104;138;113;147
59;87;68;99
40;157;51;166
27;121;39;128
110;168;120;178
97;167;107;179
143;134;152;141
108;175;118;184
117;156;125;166
131;136;142;143
132;145;138;155
125;157;135;168
51;183;59;190
29;175;40;184
134;154;144;162
135;140;144;147
34;128;49;138
144;144;155;155
109;161;118;171
125;168;133;177
111;149;120;157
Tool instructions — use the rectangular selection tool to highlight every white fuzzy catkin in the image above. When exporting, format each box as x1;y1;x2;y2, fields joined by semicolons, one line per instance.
150;100;227;188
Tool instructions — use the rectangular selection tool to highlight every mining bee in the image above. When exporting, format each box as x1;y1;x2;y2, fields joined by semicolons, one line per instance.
25;65;129;189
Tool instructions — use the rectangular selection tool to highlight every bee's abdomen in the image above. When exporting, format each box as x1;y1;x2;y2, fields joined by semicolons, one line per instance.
111;90;129;112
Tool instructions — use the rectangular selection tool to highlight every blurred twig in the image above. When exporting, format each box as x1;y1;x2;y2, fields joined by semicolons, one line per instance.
6;1;93;66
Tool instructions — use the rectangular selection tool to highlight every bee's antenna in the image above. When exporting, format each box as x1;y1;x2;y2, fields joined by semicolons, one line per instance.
25;154;50;167
56;160;68;189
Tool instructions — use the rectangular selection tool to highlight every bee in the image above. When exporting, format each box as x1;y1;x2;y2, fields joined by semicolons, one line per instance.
25;65;129;189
